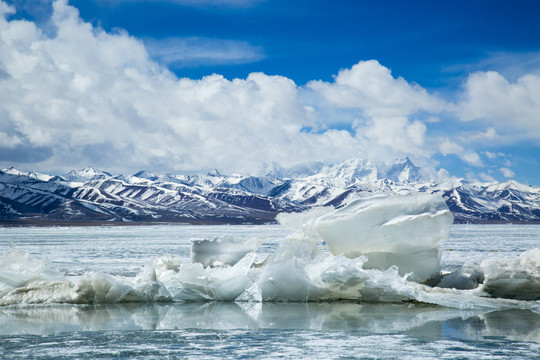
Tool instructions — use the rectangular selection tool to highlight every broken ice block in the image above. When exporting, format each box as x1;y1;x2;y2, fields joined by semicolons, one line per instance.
314;194;454;282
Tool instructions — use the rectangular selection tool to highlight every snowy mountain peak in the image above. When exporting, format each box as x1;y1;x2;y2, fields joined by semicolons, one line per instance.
2;167;26;176
484;179;536;194
258;161;285;178
305;158;424;185
339;158;374;174
325;158;377;182
63;167;112;182
28;171;54;182
378;157;424;183
207;168;222;177
133;170;159;181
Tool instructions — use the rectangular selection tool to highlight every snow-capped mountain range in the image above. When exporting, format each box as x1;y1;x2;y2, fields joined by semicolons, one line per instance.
1;158;539;225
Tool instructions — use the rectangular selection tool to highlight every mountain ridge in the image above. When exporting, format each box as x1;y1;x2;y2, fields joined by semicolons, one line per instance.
1;159;539;225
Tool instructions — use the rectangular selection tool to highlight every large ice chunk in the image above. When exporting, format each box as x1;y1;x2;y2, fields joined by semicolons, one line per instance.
314;194;453;283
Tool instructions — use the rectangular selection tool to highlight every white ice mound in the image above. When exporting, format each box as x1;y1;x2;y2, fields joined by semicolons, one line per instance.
314;194;454;283
480;248;540;300
190;235;262;267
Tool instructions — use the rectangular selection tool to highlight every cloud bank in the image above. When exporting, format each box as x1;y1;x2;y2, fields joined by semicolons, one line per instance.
1;0;539;179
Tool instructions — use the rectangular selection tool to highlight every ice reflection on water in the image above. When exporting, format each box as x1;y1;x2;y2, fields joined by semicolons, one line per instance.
1;302;539;359
1;302;539;341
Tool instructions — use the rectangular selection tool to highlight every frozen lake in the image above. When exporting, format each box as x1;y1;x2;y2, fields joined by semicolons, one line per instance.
1;224;539;359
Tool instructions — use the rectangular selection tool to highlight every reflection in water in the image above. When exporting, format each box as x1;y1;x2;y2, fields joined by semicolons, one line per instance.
1;302;539;343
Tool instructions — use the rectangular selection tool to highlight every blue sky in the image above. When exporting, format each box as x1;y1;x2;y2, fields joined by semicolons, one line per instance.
1;0;540;185
67;0;540;86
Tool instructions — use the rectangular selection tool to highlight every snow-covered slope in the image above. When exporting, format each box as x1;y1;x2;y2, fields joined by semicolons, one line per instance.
0;166;300;224
1;159;539;225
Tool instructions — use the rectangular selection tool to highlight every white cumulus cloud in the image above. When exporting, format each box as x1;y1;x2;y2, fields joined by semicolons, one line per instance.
307;60;447;161
461;152;483;167
500;167;515;178
0;0;535;181
438;139;482;167
0;0;359;174
459;70;540;140
308;60;445;117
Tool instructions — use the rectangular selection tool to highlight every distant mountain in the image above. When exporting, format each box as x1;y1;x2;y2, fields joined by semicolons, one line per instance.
133;170;159;181
1;159;539;225
378;157;425;183
63;167;112;182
